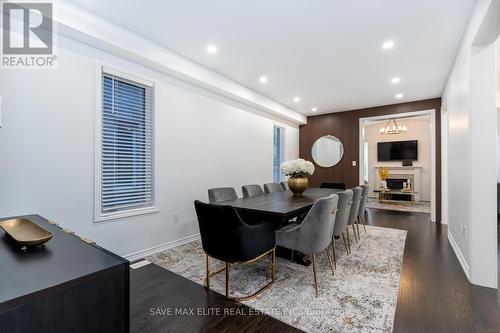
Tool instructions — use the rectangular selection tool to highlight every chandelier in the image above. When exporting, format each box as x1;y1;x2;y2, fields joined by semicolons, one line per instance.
380;118;407;135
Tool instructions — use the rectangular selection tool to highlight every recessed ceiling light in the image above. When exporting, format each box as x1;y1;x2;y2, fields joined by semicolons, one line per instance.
382;40;395;50
206;44;217;54
293;97;301;103
311;107;317;112
259;76;268;83
391;77;401;84
395;93;404;99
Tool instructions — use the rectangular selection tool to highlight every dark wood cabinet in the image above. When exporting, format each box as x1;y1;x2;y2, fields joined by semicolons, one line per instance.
0;215;129;333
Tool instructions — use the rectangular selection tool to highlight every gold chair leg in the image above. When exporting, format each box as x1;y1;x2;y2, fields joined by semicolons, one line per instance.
356;219;361;240
361;215;367;232
206;255;210;290
342;231;350;254
214;248;276;301
352;224;358;242
291;249;294;262
326;246;335;276
312;253;318;297
225;262;229;299
272;248;276;281
204;264;225;288
346;228;352;253
332;238;337;269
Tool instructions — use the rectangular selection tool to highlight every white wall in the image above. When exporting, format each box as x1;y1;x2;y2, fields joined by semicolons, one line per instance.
0;35;299;258
442;0;498;288
441;111;449;224
364;118;432;201
470;42;497;288
497;108;500;182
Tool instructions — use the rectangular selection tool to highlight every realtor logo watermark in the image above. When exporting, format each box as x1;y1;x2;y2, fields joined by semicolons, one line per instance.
1;1;57;68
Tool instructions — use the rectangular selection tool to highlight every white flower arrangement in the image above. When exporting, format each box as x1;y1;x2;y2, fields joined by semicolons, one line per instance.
280;158;315;177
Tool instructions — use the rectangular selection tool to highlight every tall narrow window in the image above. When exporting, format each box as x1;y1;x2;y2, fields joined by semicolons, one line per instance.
97;70;155;220
273;125;285;182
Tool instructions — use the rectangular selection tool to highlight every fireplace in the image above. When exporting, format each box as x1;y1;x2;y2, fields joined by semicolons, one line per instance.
374;166;421;202
386;178;405;190
385;177;411;201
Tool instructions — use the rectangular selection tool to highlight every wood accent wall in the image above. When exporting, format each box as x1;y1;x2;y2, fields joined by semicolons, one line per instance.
299;98;442;222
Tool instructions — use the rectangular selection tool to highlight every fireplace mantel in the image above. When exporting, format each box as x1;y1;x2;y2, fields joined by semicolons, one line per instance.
374;165;423;169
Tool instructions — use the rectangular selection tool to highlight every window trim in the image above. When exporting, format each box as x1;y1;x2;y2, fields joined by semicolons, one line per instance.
273;124;286;182
94;64;159;223
363;141;369;184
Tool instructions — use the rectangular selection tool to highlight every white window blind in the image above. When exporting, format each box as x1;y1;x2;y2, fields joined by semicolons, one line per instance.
100;72;154;215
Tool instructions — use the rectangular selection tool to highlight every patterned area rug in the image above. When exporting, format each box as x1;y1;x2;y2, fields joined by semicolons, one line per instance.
366;198;431;214
147;225;407;333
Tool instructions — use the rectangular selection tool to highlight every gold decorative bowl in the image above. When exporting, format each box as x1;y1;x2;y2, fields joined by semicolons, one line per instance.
0;218;53;247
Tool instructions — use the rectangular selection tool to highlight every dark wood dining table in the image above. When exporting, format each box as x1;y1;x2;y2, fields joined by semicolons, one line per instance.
216;187;342;225
216;187;342;265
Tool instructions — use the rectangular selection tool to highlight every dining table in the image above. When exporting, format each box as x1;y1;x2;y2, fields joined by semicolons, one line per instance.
216;187;342;265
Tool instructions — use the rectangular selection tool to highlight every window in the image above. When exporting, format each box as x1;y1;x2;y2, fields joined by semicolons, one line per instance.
96;69;156;221
273;125;285;182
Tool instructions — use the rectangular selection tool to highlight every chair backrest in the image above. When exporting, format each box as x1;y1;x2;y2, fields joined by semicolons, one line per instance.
320;182;346;190
280;181;289;191
294;194;339;255
332;189;354;237
348;186;362;225
264;183;284;193
208;187;238;203
358;184;369;218
242;184;264;198
194;200;245;261
194;200;275;262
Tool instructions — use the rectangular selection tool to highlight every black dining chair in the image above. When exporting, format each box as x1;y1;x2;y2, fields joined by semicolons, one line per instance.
320;182;346;190
194;200;276;301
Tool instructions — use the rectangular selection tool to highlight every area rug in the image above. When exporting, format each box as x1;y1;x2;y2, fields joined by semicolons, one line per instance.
366;198;431;214
147;225;407;333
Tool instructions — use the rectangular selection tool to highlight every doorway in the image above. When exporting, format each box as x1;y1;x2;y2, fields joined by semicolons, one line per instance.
359;109;437;222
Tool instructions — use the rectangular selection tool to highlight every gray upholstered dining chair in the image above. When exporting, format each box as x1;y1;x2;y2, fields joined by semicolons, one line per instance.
331;189;354;264
347;186;362;247
357;184;369;234
264;183;284;193
242;184;265;198
208;187;238;203
280;181;289;191
275;194;339;297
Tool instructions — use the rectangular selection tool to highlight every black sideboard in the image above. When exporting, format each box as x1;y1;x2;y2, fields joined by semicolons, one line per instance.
0;214;129;333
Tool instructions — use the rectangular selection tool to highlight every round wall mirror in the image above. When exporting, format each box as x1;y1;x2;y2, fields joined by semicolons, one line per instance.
311;135;344;167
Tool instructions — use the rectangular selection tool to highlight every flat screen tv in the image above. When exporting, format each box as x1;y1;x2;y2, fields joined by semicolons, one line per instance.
377;140;418;161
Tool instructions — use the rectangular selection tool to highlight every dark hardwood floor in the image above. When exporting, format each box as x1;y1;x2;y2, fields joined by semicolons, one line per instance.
367;209;500;333
130;209;500;333
130;263;301;332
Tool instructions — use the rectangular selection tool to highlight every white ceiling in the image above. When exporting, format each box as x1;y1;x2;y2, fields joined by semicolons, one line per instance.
68;0;475;115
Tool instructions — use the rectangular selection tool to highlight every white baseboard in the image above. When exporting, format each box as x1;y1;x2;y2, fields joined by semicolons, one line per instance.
447;231;470;279
124;233;200;262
